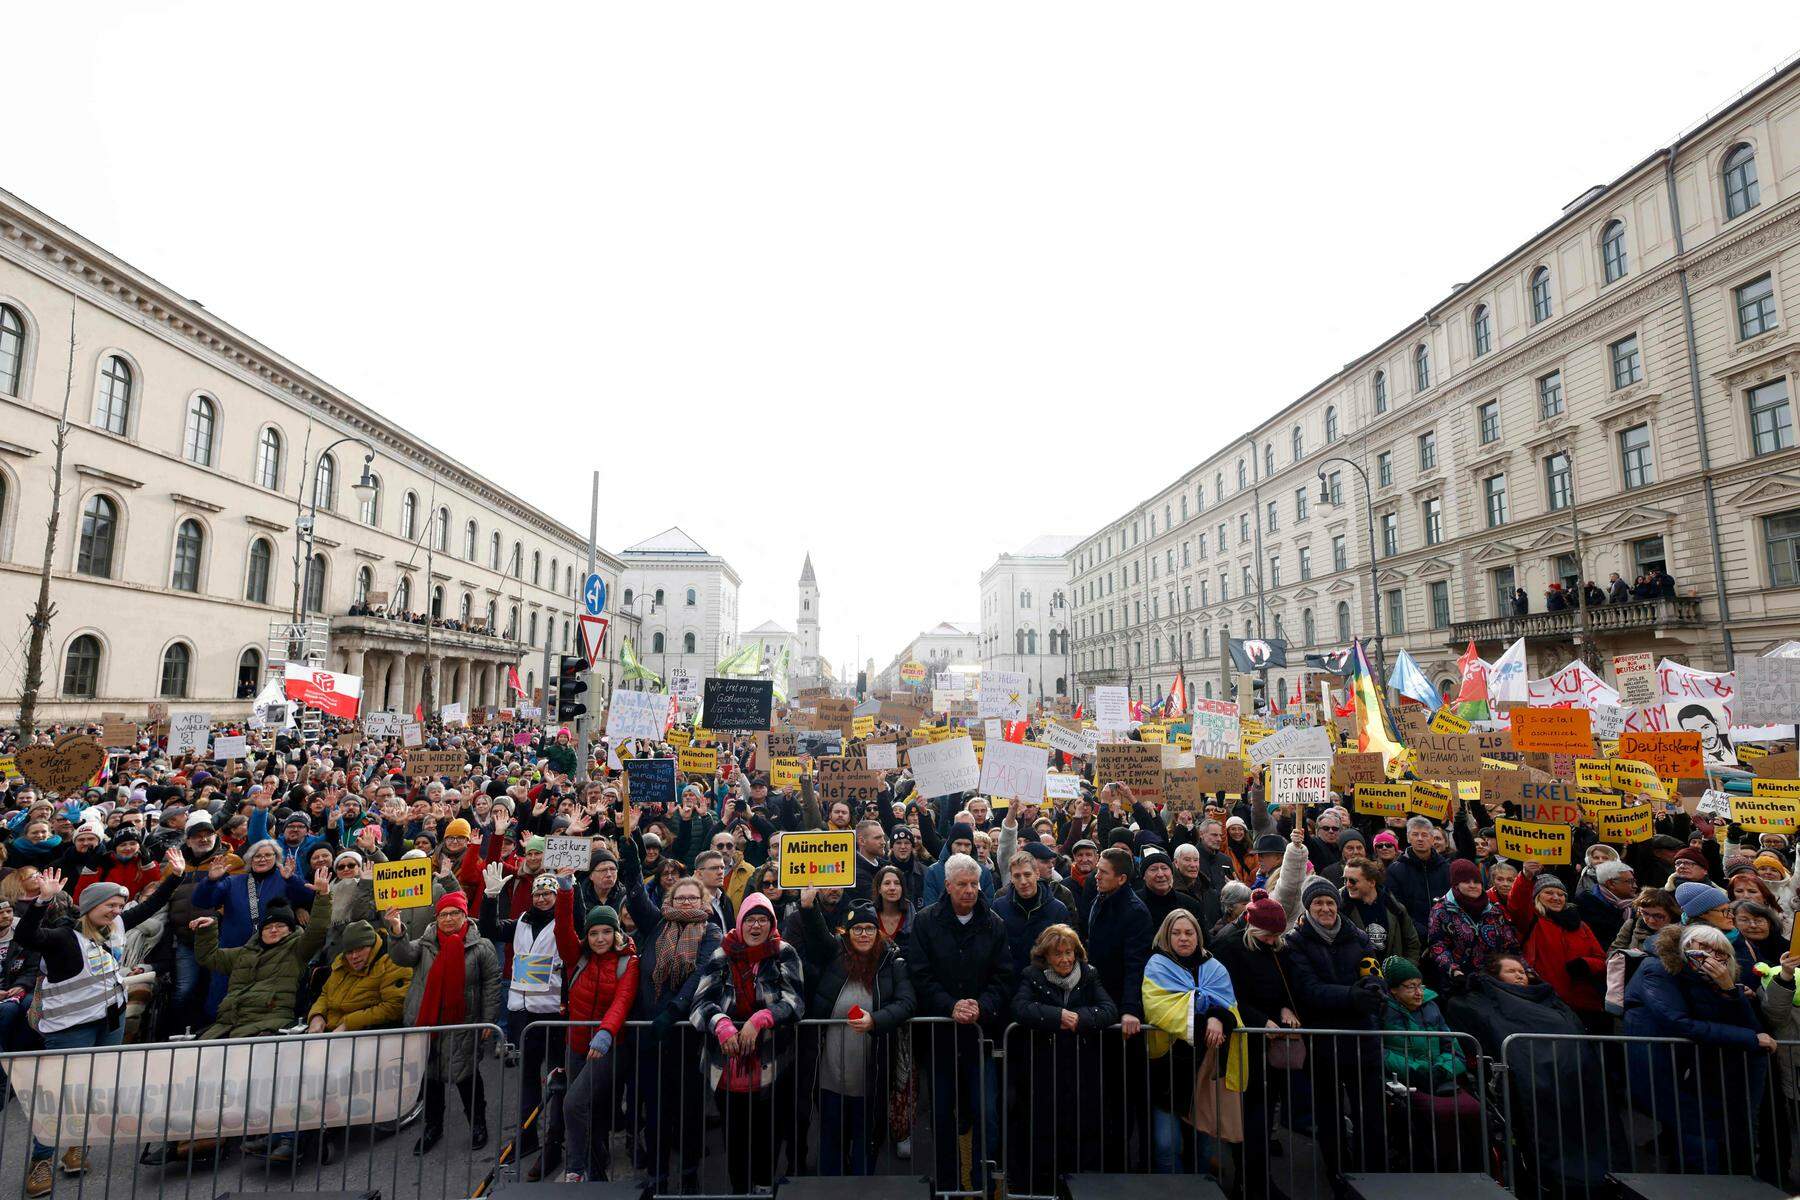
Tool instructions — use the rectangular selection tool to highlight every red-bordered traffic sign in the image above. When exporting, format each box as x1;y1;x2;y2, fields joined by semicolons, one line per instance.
578;614;609;666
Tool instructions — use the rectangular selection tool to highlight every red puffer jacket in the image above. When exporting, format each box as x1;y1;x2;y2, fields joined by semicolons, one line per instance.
566;941;640;1059
1504;873;1606;1012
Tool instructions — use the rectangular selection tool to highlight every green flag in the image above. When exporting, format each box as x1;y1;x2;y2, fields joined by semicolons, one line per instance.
715;640;763;678
771;646;791;704
620;637;662;688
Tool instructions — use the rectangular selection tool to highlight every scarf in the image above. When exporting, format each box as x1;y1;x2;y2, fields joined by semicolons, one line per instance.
651;905;709;999
1459;888;1489;916
419;924;468;1026
721;928;781;1021
1305;913;1342;943
1544;905;1583;932
1044;963;1082;995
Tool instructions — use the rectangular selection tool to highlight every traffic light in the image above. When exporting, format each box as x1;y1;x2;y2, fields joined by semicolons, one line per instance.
557;655;589;722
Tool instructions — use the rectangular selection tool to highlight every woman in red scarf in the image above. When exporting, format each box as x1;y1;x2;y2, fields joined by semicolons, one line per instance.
689;892;804;1194
387;890;501;1154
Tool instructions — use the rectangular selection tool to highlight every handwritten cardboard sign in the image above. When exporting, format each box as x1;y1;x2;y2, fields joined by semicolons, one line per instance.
1618;731;1704;779
1411;734;1483;779
1510;707;1594;754
978;739;1048;804
815;756;886;807
403;750;465;779
15;736;105;795
1096;742;1165;805
1331;751;1385;791
542;836;590;872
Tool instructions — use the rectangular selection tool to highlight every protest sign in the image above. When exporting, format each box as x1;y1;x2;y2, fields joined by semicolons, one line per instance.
771;756;807;789
1163;766;1204;812
1738;782;1800;831
364;711;403;737
1045;772;1083;801
1190;698;1241;759
439;702;466;726
402;722;423;747
606;690;669;742
1756;749;1800;778
1411;734;1482;779
1613;653;1658;707
1355;782;1411;818
978;671;1029;720
979;739;1049;804
403;750;464;778
677;746;717;776
1575;759;1613;790
373;859;433;910
665;728;692;749
1194;756;1247;795
704;678;776;731
777;830;855;889
909;737;981;799
1618;730;1704;779
1096;742;1165;805
1737;657;1800;727
100;722;138;750
1608;758;1667;799
212;735;248;761
1495;818;1574;864
623;757;677;807
878;701;925;730
796;728;844;757
815;756;886;807
1598;806;1654;845
1270;758;1330;806
1246;724;1331;766
1510;707;1594;754
15;736;104;795
866;741;898;771
851;714;876;739
1428;708;1471;735
815;696;855;729
168;712;211;758
1042;720;1089;759
1094;686;1131;731
542;836;590;872
1409;780;1454;821
1330;751;1385;791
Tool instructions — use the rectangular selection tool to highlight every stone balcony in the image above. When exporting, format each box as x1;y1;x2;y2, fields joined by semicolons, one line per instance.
331;613;524;655
1448;596;1705;649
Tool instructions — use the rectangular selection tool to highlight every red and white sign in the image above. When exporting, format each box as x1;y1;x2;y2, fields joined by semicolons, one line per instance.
578;614;609;666
283;662;363;720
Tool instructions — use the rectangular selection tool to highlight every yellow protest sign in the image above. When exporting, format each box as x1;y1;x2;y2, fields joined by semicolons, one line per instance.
771;756;806;789
1428;708;1471;735
1575;760;1613;790
665;728;692;749
0;755;18;781
1738;743;1771;762
852;715;876;739
1598;806;1654;845
1409;781;1453;821
678;746;718;776
1742;781;1800;832
777;829;856;889
1457;780;1481;806
373;859;433;911
1495;818;1574;865
1355;782;1411;818
1607;759;1667;800
1175;733;1193;752
1578;789;1626;822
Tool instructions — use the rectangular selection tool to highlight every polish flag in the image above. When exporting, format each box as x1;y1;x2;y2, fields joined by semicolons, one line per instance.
283;661;364;720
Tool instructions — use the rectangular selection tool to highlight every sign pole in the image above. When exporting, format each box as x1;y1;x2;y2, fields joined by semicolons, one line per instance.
576;470;598;784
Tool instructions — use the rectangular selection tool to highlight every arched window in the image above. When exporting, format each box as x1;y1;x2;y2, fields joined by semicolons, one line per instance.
549;559;559;592
236;648;262;698
654;588;665;606
77;494;117;576
623;588;635;607
1027;629;1038;654
432;585;443;620
486;599;497;631
0;304;24;395
313;453;336;510
358;474;381;525
512;541;522;577
354;564;373;606
490;531;502;569
529;612;538;645
1724;144;1760;220
1336;601;1351;642
184;395;217;465
652;632;666;653
434;508;449;553
1325;406;1339;442
256;427;283;489
159;643;191;698
1471;306;1492;356
1414;343;1431;391
1015;629;1026;654
1372;370;1387;414
1303;607;1315;645
303;553;327;614
460;592;472;623
1236;460;1246;488
685;587;697;606
96;355;132;434
1263;444;1274;477
683;632;696;653
1530;267;1553;323
532;550;541;585
1292;425;1304;459
246;538;272;603
394;575;411;613
507;605;519;638
397;492;416;540
171;519;204;592
1601;220;1628;283
63;635;101;698
464;520;478;559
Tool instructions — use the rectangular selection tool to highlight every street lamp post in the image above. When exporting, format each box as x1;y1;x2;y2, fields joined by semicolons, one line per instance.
1316;456;1388;680
290;436;378;622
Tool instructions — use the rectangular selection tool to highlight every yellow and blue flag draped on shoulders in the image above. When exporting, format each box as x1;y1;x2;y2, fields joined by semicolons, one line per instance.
1142;953;1247;1092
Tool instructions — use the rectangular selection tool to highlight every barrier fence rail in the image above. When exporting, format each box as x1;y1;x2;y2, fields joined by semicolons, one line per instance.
0;1019;1795;1200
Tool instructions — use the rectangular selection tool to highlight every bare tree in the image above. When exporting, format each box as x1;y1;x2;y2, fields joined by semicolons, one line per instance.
15;307;77;738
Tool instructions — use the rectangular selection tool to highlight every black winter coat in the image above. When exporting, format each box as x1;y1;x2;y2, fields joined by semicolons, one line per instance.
903;893;1015;1038
1084;884;1153;1019
1213;927;1301;1031
992;888;1071;978
1386;850;1450;932
1280;919;1382;1033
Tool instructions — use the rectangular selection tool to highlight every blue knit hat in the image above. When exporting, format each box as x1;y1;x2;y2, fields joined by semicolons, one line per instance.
1674;880;1729;922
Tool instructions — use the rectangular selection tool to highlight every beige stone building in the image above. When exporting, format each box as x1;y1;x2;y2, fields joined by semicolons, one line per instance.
1071;62;1800;708
0;187;626;722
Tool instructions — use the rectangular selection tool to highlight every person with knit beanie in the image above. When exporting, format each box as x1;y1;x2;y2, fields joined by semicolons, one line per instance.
1425;856;1522;988
1376;952;1483;1169
1505;863;1606;1024
554;904;639;1182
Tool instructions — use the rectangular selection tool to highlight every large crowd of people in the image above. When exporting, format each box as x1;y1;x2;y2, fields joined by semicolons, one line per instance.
0;697;1794;1197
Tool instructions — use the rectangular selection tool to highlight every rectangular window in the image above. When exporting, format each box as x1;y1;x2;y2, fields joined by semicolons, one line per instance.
1478;400;1500;444
1219;572;1229;601
1298;546;1312;580
1484;474;1508;527
1380;512;1398;557
1750;380;1794;456
1430;581;1450;629
1418;430;1436;470
1619;424;1655;489
1545;452;1572;512
1239;514;1250;543
1242;565;1253;594
1377;452;1392;487
1610;335;1642;389
1492;566;1516;617
1267;501;1278;533
1423;497;1442;545
1198;533;1208;558
1332;535;1347;572
1538;371;1564;419
1554;552;1579;591
1385;589;1406;634
1737;274;1778;339
1634;536;1666;577
1328;472;1342;504
1269;556;1281;587
1295;487;1308;522
1218;523;1227;550
1182;542;1190;567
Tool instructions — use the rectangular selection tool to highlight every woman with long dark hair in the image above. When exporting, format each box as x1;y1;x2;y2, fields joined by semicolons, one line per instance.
808;901;916;1174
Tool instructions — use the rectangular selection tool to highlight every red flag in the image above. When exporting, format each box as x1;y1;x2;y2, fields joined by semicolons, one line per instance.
1455;640;1488;704
1165;669;1188;720
1002;721;1027;743
414;702;424;722
507;665;526;698
1073;703;1084;720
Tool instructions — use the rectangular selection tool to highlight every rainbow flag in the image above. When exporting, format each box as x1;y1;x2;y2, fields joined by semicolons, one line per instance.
1348;638;1405;766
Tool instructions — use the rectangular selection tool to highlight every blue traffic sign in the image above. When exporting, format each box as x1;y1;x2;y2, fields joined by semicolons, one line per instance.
582;573;608;616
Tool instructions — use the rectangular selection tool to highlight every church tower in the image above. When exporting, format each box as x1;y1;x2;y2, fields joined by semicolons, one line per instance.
797;553;820;666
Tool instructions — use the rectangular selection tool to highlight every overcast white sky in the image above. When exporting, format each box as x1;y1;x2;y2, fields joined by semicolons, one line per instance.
8;3;1799;680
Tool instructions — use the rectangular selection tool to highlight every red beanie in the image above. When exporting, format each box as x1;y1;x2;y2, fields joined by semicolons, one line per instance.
436;891;468;914
1245;888;1286;933
1448;858;1481;887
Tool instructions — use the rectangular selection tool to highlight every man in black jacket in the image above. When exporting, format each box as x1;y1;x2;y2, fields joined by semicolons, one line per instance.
904;854;1013;1189
1385;816;1451;933
1138;847;1214;934
1084;845;1154;1170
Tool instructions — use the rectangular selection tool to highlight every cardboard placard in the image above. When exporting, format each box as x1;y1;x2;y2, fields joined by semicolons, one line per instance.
403;750;465;778
1510;707;1594;754
1270;758;1330;807
373;859;433;910
542;836;590;872
168;712;211;758
705;678;776;732
1495;817;1574;864
606;690;670;742
402;722;424;747
1618;731;1705;779
1755;749;1800;778
15;735;105;795
1190;699;1241;759
1194;755;1247;795
878;701;925;730
1411;734;1483;780
100;722;138;750
1613;652;1658;708
1331;751;1385;791
815;756;886;807
1042;720;1089;759
1163;766;1204;812
777;830;855;889
213;735;248;761
866;742;898;771
978;740;1049;804
1045;772;1084;801
1096;742;1165;805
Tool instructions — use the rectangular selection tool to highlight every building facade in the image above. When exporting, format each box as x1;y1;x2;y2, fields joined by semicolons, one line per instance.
979;536;1076;700
0;186;623;722
617;527;741;685
872;621;980;694
1070;63;1800;709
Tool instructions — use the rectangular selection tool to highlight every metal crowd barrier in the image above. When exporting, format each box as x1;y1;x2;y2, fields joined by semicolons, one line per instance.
998;1024;1491;1200
1496;1032;1798;1199
514;1015;983;1200
0;1021;509;1200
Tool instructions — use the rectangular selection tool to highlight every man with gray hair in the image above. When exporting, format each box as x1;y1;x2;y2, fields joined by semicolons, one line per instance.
1386;815;1451;932
906;853;1012;1188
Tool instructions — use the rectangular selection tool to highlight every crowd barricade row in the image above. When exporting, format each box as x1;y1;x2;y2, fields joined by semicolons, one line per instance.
1;1020;1795;1200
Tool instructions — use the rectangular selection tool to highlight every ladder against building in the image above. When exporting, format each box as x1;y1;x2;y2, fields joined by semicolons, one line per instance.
267;619;330;740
